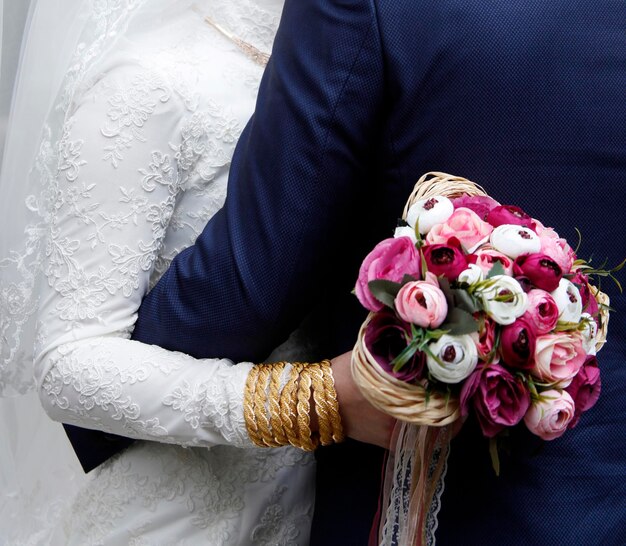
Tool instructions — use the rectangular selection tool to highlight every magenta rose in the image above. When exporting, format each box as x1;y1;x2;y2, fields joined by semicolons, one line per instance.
500;317;537;370
486;205;536;230
422;239;469;281
533;332;586;387
426;207;493;251
468;247;514;276
565;356;601;428
538;229;575;273
451;195;500;221
355;237;420;312
363;310;425;382
524;390;575;440
570;272;599;318
460;364;531;437
514;253;563;292
523;289;559;334
394;275;448;328
472;316;497;359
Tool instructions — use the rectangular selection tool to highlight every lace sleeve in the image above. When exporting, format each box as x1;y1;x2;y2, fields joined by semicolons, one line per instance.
34;63;254;449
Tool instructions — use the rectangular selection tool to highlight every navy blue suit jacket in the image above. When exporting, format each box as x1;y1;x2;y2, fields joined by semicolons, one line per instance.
67;0;626;544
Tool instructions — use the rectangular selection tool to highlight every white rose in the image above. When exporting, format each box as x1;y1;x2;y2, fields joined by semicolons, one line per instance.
393;226;418;244
490;224;541;259
579;313;598;355
457;264;484;286
426;334;478;383
406;195;454;234
478;275;528;325
550;278;583;323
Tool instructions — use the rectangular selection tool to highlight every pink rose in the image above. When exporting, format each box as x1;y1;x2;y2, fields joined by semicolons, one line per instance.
533;333;586;387
364;310;425;382
565;356;601;428
426;207;493;251
539;230;575;273
514;253;563;292
468;247;514;276
461;364;531;437
355;237;420;312
500;317;536;370
472;316;497;359
570;272;599;318
422;238;468;281
486;205;536;230
523;289;559;334
524;389;575;440
451;195;500;221
395;277;448;328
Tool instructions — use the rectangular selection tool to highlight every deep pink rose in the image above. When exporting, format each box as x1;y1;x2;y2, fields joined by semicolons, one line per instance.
364;310;425;382
460;364;531;437
355;237;420;312
539;229;575;273
422;239;469;281
533;333;586;387
523;289;559;334
486;205;536;230
570;272;599;318
395;276;448;328
514;253;563;292
524;389;575;440
472;316;497;359
500;317;537;370
565;356;601;428
426;208;493;251
468;247;514;276
451;195;500;221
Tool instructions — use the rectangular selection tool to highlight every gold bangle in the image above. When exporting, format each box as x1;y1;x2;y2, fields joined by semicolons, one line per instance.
296;364;319;451
244;364;266;448
319;359;345;444
280;362;302;448
268;362;288;446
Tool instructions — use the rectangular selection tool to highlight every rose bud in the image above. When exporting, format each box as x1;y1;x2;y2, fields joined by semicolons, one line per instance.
500;318;537;370
422;240;468;281
514;253;563;292
477;275;528;325
470;316;497;359
579;313;598;356
538;228;575;274
393;225;418;244
524;390;575;440
570;271;599;317
460;364;531;437
364;310;425;382
469;247;514;276
355;237;420;312
486;204;536;229
533;332;586;387
523;289;559;334
395;278;448;328
426;207;493;252
550;278;583;324
490;224;541;259
457;264;484;286
451;195;500;221
406;195;454;234
426;334;478;384
565;356;601;428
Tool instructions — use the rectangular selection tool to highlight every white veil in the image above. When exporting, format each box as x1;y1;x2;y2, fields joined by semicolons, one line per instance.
0;1;150;541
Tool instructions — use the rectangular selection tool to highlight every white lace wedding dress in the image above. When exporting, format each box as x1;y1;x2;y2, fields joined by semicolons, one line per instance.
1;1;317;544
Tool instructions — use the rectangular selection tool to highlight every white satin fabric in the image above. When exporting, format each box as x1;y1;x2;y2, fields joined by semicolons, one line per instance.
0;1;316;544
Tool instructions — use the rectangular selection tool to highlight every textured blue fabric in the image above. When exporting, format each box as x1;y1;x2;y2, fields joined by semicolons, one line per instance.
71;0;625;543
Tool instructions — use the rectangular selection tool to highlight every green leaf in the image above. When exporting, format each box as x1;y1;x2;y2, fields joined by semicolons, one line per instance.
452;288;481;314
401;274;419;285
368;279;402;308
486;261;506;279
489;437;501;477
391;342;420;372
440;307;480;336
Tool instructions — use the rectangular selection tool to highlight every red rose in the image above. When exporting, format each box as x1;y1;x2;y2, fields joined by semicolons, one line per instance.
565;356;601;428
514;253;563;292
422;239;468;281
500;317;537;370
486;205;536;229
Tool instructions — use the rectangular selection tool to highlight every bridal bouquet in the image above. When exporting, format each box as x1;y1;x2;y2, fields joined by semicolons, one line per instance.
351;172;617;546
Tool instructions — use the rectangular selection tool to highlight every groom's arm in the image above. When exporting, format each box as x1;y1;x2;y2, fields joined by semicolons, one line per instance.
133;0;386;361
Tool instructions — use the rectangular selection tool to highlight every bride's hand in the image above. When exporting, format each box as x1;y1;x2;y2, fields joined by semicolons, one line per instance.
330;351;396;450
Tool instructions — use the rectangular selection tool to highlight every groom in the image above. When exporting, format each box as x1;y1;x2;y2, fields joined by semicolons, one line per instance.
73;0;626;543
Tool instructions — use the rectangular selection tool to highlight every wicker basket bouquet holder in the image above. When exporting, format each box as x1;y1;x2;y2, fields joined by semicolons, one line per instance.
351;172;609;546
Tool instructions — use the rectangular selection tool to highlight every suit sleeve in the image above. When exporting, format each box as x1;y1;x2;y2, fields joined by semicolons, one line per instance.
132;0;385;362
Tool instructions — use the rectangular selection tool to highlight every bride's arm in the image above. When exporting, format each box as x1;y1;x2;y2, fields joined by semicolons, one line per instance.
34;63;255;448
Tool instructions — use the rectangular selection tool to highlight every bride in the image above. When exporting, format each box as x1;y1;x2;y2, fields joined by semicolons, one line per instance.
0;1;391;543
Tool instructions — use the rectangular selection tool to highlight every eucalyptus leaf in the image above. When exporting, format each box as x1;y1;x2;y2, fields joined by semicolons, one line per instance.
441;307;479;335
486;261;506;279
368;279;402;308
